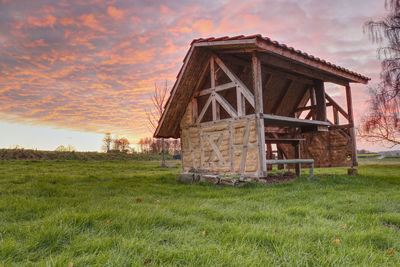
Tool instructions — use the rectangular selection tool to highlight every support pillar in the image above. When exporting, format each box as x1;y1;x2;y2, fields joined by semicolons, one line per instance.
314;80;327;121
252;52;267;177
345;84;358;166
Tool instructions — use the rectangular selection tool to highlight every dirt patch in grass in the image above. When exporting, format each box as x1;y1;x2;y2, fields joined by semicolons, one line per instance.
384;223;400;232
261;172;297;183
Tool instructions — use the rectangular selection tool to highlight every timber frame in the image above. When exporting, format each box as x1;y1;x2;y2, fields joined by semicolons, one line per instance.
155;35;370;178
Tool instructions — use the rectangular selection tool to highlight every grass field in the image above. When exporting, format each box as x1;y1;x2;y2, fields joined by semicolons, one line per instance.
0;159;400;266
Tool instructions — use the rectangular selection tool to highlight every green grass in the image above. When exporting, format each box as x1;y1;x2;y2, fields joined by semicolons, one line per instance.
0;160;400;266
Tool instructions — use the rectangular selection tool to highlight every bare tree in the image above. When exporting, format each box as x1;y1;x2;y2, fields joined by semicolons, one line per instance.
102;133;112;153
145;80;169;166
119;137;130;152
361;0;400;146
112;136;121;151
359;87;400;146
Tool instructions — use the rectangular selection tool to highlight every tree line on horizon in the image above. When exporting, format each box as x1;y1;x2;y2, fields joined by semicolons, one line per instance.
101;133;181;155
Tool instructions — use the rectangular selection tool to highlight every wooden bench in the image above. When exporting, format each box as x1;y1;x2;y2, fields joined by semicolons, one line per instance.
265;159;314;177
265;137;305;175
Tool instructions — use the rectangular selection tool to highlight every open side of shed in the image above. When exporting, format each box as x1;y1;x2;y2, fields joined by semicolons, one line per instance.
155;35;370;177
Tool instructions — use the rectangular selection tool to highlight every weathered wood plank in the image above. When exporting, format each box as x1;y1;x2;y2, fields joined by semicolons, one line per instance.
252;52;267;177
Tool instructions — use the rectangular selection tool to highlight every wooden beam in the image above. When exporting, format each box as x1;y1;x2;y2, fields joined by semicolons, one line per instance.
314;80;327;121
197;95;212;123
216;101;220;120
214;93;237;118
212;94;217;121
265;138;305;144
206;133;225;163
266;143;273;171
210;56;216;121
214;55;255;107
333;107;339;125
218;53;315;85
237;86;243;116
277;149;284;170
195;82;235;97
240;119;250;175
192;60;210;97
310;87;316;120
296;103;333;112
345;84;358;166
252;52;267;177
228;121;234;173
325;94;350;121
192;98;198;123
294;142;301;176
255;40;368;85
263;114;330;127
290;85;310;117
328;123;353;129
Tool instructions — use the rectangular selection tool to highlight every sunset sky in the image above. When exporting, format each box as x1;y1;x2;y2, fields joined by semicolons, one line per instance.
0;0;392;151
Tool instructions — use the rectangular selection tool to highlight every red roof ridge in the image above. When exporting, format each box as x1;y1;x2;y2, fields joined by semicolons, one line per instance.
191;34;370;81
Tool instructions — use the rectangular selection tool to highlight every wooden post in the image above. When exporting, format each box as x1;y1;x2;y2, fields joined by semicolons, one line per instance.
228;121;234;173
252;52;267;177
192;98;198;123
266;143;273;171
294;142;301;176
314;80;327;121
333;107;339;125
215;102;220;120
237;87;243;116
210;56;217;121
310;87;316;120
345;84;358;166
277;149;284;170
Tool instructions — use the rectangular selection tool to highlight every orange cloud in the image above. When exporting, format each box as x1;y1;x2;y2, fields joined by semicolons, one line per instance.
27;15;57;28
192;19;214;35
107;6;124;20
79;14;107;32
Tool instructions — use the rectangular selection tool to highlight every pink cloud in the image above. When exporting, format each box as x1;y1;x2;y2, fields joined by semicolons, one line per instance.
0;0;388;149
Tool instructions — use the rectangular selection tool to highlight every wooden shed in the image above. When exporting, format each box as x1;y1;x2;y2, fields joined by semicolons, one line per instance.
155;34;370;178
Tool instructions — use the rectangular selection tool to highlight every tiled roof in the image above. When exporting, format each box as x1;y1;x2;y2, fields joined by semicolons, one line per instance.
191;34;370;82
